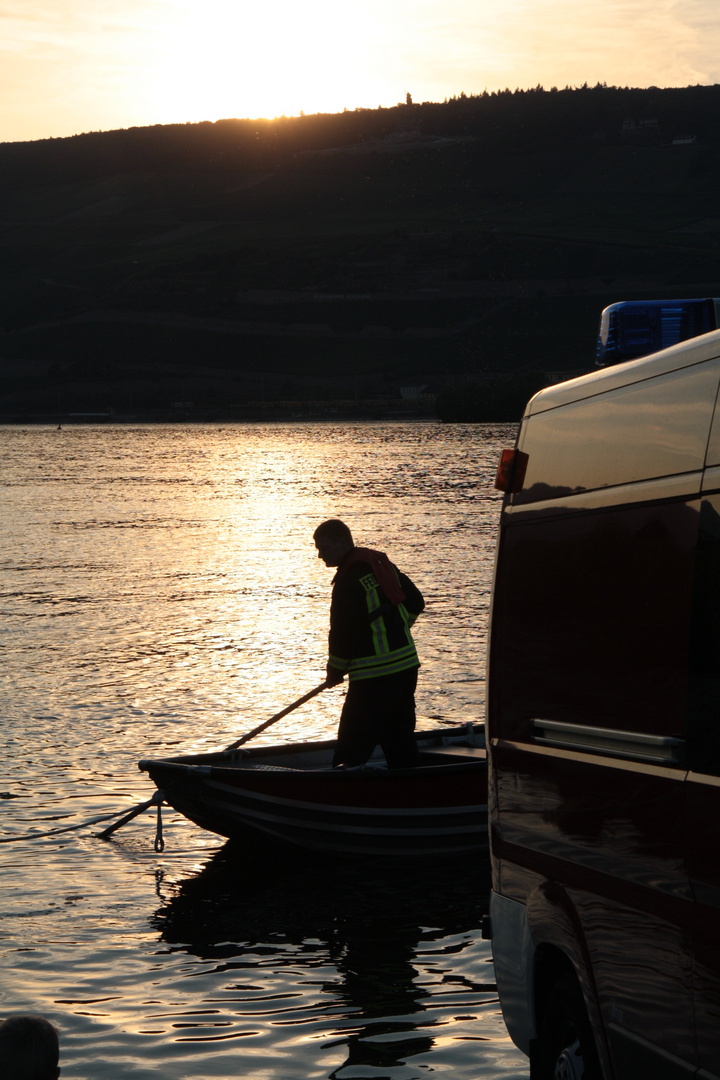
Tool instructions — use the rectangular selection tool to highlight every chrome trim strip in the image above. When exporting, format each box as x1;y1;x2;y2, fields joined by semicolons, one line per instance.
532;718;684;765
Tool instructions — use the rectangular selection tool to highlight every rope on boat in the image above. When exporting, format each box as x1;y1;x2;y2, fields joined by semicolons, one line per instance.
0;791;166;844
153;799;165;852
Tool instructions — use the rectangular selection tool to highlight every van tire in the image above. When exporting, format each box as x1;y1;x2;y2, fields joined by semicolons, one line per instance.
532;971;602;1080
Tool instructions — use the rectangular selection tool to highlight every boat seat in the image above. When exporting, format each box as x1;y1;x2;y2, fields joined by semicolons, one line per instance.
244;763;304;772
418;745;486;763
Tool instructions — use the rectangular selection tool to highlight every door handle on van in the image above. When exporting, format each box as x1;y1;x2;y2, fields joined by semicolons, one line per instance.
532;718;684;765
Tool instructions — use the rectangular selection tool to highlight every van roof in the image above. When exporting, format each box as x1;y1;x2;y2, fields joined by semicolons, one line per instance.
526;328;720;417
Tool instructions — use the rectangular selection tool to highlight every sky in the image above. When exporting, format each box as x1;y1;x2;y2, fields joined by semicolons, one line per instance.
2;0;720;144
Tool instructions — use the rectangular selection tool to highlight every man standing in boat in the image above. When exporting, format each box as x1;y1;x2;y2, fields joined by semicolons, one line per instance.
313;518;425;769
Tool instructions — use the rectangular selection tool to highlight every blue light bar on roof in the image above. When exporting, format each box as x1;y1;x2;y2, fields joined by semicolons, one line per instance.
596;298;720;366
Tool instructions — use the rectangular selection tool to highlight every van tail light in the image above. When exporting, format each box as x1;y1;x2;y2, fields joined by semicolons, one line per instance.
495;448;529;493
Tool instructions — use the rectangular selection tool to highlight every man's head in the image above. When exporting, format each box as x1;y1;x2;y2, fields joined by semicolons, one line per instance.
314;519;354;568
0;1015;60;1080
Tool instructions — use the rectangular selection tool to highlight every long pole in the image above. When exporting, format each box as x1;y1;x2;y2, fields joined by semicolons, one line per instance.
223;681;329;752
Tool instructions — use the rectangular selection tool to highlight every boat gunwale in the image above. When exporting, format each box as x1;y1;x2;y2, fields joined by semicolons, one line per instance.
139;757;485;781
139;752;486;783
138;725;485;781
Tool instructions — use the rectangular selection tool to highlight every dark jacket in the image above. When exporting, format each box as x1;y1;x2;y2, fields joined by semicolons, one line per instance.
327;553;424;682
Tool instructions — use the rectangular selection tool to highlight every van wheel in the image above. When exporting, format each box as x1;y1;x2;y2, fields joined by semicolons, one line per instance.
533;971;602;1080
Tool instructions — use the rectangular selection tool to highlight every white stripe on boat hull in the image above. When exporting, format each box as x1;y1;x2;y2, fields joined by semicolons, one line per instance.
164;782;488;855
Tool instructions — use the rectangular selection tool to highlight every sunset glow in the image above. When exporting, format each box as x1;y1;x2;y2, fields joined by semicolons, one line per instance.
1;0;719;142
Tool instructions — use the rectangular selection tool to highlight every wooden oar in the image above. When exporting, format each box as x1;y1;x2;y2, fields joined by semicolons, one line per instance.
223;681;329;752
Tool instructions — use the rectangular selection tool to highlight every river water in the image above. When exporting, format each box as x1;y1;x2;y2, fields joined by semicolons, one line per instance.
0;421;527;1080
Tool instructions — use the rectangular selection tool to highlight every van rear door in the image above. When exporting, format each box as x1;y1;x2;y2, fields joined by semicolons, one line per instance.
489;344;720;1075
687;407;720;1078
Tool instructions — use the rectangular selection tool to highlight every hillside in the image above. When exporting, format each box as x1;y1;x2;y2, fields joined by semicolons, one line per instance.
2;83;720;420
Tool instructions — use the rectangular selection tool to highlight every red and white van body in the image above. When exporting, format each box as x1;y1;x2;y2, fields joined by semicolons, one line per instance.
487;329;720;1079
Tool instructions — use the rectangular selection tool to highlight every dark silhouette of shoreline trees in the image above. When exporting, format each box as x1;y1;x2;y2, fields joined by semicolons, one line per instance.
3;82;720;185
1;82;719;421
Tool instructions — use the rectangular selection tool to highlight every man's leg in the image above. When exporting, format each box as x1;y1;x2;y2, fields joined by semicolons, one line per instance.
377;668;420;768
332;681;377;767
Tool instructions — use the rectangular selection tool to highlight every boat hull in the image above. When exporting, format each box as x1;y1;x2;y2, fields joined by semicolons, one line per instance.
139;729;487;857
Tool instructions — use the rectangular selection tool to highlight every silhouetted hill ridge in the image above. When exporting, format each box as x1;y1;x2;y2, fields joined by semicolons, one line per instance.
2;83;720;420
4;82;720;181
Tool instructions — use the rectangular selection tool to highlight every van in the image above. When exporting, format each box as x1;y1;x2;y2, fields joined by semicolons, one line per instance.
486;327;720;1080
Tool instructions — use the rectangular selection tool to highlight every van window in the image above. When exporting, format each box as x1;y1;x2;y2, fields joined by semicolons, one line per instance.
515;359;720;504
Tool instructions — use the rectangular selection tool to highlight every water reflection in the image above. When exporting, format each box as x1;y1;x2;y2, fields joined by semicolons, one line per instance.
1;423;525;1080
152;844;493;1077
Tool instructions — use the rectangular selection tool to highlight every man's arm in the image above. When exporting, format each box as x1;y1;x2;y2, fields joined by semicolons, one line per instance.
398;569;424;623
325;660;346;686
326;571;364;684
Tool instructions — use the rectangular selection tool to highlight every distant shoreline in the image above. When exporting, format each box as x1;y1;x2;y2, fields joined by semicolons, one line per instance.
0;404;445;426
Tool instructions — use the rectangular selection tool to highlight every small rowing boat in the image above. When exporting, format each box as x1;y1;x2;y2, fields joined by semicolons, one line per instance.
138;723;487;857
